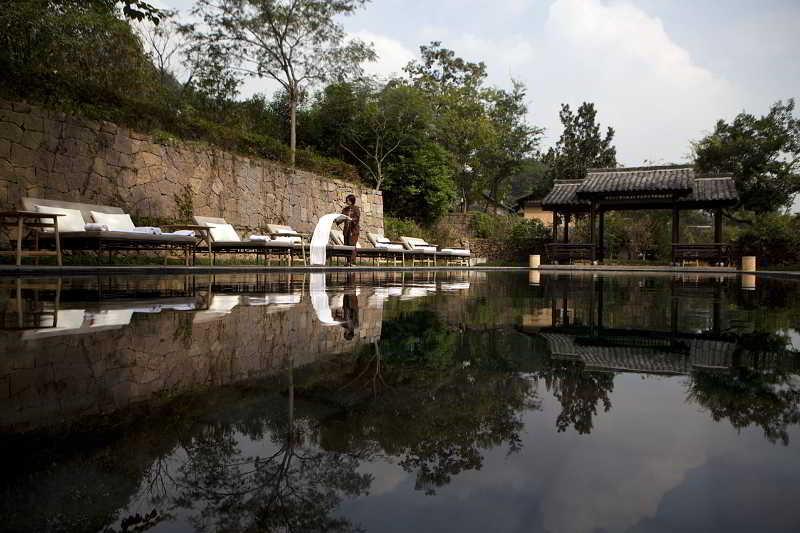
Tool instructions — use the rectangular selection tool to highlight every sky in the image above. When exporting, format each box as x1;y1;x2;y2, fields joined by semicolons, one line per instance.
157;0;800;168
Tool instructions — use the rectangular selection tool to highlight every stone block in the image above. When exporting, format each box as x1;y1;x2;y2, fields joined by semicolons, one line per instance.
11;143;34;168
0;139;10;160
0;121;23;143
12;101;32;113
0;110;26;126
20;129;44;150
22;115;44;133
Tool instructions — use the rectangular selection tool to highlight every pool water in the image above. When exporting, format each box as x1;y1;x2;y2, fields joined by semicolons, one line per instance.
0;271;798;532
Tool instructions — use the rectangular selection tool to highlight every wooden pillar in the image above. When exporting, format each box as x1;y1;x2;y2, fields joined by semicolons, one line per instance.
714;208;723;243
671;204;680;264
590;202;597;261
552;211;559;241
563;212;570;243
598;209;605;262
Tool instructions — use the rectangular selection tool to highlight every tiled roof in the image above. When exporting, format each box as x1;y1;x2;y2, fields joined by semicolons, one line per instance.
541;166;738;208
541;180;588;207
577;166;694;195
687;177;739;203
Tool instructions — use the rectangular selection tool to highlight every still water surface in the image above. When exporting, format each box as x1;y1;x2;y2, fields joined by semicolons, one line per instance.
0;271;799;533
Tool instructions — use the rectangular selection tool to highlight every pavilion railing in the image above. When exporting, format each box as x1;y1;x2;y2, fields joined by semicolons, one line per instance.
545;243;596;264
672;243;733;266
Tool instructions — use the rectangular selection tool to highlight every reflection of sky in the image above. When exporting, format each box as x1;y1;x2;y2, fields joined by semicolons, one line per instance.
337;374;800;533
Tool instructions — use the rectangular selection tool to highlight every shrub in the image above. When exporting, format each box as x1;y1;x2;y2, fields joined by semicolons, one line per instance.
732;213;800;267
384;217;428;241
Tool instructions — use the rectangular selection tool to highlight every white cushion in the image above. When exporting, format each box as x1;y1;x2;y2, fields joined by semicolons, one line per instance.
441;248;470;256
267;224;302;243
377;243;404;251
401;236;434;251
206;222;240;242
35;205;86;232
91;211;135;232
273;235;301;243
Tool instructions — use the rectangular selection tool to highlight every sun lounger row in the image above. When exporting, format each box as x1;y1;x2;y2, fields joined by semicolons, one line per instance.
12;197;470;266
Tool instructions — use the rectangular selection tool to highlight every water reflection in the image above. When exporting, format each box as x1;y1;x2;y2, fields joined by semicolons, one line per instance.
0;272;799;532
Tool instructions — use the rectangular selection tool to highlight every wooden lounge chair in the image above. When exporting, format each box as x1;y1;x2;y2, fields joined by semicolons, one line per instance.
399;235;470;266
365;232;408;266
267;223;356;265
193;216;302;265
20;197;197;264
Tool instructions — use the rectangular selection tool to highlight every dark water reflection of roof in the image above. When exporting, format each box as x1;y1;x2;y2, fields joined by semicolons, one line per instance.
0;271;799;532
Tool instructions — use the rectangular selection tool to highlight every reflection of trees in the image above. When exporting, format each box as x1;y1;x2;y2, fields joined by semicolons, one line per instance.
313;310;539;494
166;369;371;532
533;360;614;434
688;368;800;446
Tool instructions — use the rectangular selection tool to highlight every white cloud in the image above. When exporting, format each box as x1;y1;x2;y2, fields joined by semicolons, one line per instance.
535;0;740;164
350;30;416;80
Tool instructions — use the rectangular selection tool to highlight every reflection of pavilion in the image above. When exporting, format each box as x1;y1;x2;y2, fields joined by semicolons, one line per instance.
521;276;798;375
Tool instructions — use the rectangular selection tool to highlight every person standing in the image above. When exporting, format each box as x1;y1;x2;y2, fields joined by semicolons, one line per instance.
340;194;360;266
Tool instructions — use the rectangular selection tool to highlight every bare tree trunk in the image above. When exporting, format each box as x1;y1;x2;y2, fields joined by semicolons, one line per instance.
289;93;297;168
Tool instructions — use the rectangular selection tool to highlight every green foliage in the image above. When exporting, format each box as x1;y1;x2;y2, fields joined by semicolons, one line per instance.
542;102;617;181
730;212;800;266
383;141;457;222
0;1;359;182
180;0;376;165
468;213;550;259
694;99;800;213
0;0;161;105
506;158;551;201
405;42;540;211
383;216;430;242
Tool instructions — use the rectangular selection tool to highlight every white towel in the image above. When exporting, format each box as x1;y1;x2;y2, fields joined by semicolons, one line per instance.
249;234;271;242
133;226;163;235
163;230;195;237
84;223;108;231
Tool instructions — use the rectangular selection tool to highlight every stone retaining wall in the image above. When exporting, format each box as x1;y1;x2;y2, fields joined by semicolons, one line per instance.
0;100;382;242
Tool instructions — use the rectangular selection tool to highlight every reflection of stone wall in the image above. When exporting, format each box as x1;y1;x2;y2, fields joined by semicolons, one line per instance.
0;295;382;433
0;99;383;242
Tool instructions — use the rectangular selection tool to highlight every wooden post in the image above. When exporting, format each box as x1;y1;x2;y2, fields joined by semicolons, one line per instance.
671;204;680;264
563;213;570;244
598;209;605;262
589;202;596;262
714;208;723;243
552;211;559;241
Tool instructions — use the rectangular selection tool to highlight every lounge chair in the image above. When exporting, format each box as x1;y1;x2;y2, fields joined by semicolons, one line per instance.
194;216;303;265
365;232;407;265
323;228;360;264
20;197;198;264
399;236;470;266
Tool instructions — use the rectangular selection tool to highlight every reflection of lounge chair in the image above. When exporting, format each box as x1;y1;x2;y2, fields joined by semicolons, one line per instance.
21;198;197;262
244;292;302;313
194;216;302;264
366;286;403;308
192;294;241;324
400;284;437;300
439;282;470;291
21;308;133;339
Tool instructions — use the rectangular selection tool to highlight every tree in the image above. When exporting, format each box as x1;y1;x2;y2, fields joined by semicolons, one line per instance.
341;81;431;190
480;81;542;207
383;140;457;222
405;43;541;212
181;0;375;166
134;10;183;87
543;102;617;181
405;42;496;212
694;99;800;213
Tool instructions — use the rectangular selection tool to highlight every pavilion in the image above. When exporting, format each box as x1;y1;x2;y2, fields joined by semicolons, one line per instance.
540;165;739;264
